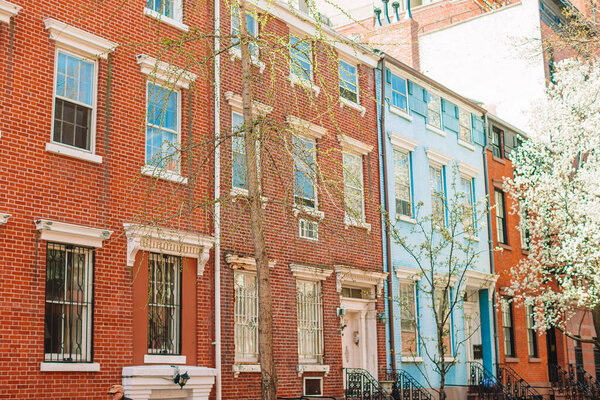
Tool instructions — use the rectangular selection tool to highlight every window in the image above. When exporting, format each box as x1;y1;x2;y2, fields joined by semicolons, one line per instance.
294;135;317;208
399;282;418;357
390;72;408;111
519;201;530;250
461;177;475;236
458;109;472;143
394;149;412;218
526;305;538;358
290;34;312;81
435;288;453;356
339;60;358;103
296;280;323;363
341;286;367;299
231;6;258;57
304;377;323;396
146;83;180;172
495;190;507;244
501;297;516;357
146;0;179;20
53;50;95;152
430;165;446;225
232;112;247;190
299;219;318;240
491;127;503;158
343;152;365;223
234;271;258;362
148;253;181;355
44;243;94;362
427;93;442;129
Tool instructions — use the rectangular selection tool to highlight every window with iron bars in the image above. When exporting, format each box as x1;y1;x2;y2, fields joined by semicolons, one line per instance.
234;271;259;362
296;280;323;363
148;253;182;355
44;242;94;362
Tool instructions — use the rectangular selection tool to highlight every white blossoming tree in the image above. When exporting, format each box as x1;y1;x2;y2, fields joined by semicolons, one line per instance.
507;58;600;345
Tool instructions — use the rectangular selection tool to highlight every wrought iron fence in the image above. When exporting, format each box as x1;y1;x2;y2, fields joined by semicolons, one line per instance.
496;363;543;400
549;364;588;400
572;364;600;400
344;368;392;400
385;369;433;400
468;361;509;400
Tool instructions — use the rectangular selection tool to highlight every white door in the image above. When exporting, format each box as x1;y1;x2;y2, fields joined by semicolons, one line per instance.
465;298;483;362
342;310;363;369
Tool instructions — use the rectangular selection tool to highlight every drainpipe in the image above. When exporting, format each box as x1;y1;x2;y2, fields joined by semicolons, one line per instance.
482;113;500;370
380;55;397;372
213;0;222;397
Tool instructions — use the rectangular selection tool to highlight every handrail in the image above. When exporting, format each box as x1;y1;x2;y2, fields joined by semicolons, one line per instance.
344;368;392;400
549;363;588;400
468;361;512;400
385;369;434;400
572;364;600;399
496;363;543;400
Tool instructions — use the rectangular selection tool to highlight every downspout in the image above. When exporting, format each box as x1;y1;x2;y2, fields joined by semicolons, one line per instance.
213;0;222;398
482;113;500;369
380;55;397;372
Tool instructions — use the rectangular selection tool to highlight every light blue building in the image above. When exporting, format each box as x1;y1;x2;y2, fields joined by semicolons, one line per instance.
376;54;497;397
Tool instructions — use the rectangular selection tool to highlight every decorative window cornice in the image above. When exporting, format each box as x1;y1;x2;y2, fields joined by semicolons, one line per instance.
394;265;421;283
136;54;197;89
290;263;332;281
389;132;418;152
464;269;498;289
458;161;480;178
35;219;112;248
0;0;20;24
226;254;276;271
334;265;387;297
225;91;273;116
44;18;117;59
286;115;327;140
337;134;373;155
426;148;453;167
296;364;330;377
123;223;214;275
0;213;10;225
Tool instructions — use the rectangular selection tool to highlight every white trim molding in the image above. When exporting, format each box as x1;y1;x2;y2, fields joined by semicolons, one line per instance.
286;115;327;140
35;219;112;248
144;354;186;364
394;265;421;283
40;362;100;372
464;269;499;290
426;148;453;167
225;91;273;116
226;254;276;271
0;0;20;24
290;263;332;281
339;97;366;116
334;265;387;297
136;54;197;89
458;161;480;179
143;7;189;32
389;132;418;152
122;365;217;400
0;213;10;225
123;223;214;275
232;363;261;378
46;142;103;164
141;165;187;185
44;18;117;59
297;364;330;377
337;134;373;156
228;48;266;73
288;74;321;97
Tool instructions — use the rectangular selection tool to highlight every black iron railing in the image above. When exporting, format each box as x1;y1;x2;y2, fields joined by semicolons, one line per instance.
549;363;587;400
344;368;392;400
385;369;433;400
572;364;600;399
496;363;543;400
468;361;510;400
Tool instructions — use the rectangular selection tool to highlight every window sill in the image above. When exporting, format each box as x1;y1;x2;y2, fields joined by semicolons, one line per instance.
297;364;330;377
396;214;416;224
232;363;261;377
141;165;188;184
528;357;542;363
144;354;186;364
293;205;324;220
522;249;530;256
143;7;189;32
40;362;100;372
458;139;475;151
289;74;321;97
229;187;268;207
46;142;102;164
339;97;366;116
401;356;423;363
426;124;446;137
492;155;506;165
465;234;479;242
228;48;265;73
443;356;456;363
389;105;413;122
498;243;513;251
344;217;371;233
505;357;520;363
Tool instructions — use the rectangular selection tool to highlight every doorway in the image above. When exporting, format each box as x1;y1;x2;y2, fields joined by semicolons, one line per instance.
340;295;378;379
547;327;558;382
464;290;483;362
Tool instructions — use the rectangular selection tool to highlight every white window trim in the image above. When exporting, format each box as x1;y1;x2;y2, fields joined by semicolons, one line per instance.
390;104;413;122
293;135;319;213
226;254;277;271
340;97;366;116
426;148;453;167
290;263;332;281
225;91;273;116
144;354;186;364
229;7;264;73
286;115;326;140
298;218;319;241
401;356;424;363
137;54;197;89
297;364;330;377
232;363;261;377
233;269;259;363
334;265;387;298
389;132;418;152
394;265;421;284
426;124;446;137
398;280;420;358
458;161;480;179
0;213;10;224
338;59;364;116
123;223;214;275
458;139;476;151
46;142;103;164
40;362;100;372
35;219;112;248
44;18;117;59
289;73;321;97
0;0;20;24
337;134;373;156
143;6;189;32
341;151;370;232
141;165;187;184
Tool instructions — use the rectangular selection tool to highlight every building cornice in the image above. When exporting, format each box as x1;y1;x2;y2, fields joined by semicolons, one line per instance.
334;265;387;297
0;0;20;24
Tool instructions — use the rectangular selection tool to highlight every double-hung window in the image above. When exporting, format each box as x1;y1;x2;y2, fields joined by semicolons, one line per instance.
294;135;317;209
430;165;446;225
146;0;174;18
491;127;503;158
526;305;538;358
231;112;247;190
290;34;312;81
519;201;530;250
461;177;475;236
148;253;181;355
146;83;180;173
44;243;94;362
296;280;323;363
458;109;472;143
495;190;507;244
501;297;516;357
343;152;365;224
234;271;259;362
435;287;453;356
394;149;413;218
231;7;258;58
390;72;408;111
427;93;442;130
53;51;95;152
339;60;358;103
399;282;419;357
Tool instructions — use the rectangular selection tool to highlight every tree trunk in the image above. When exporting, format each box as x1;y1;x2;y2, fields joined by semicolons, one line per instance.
438;324;447;400
239;6;278;399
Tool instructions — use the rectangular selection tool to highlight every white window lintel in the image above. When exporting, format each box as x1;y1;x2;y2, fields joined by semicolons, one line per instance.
337;134;373;156
226;254;276;271
136;54;197;89
40;362;100;372
143;7;189;32
394;265;420;283
35;219;112;248
458;161;480;179
464;269;499;290
0;0;21;24
290;263;332;281
232;363;261;377
339;97;366;116
288;74;321;97
225;91;273;116
334;265;387;297
426;148;453;167
297;364;330;377
389;132;418;152
0;213;10;225
286;115;327;140
44;18;117;59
